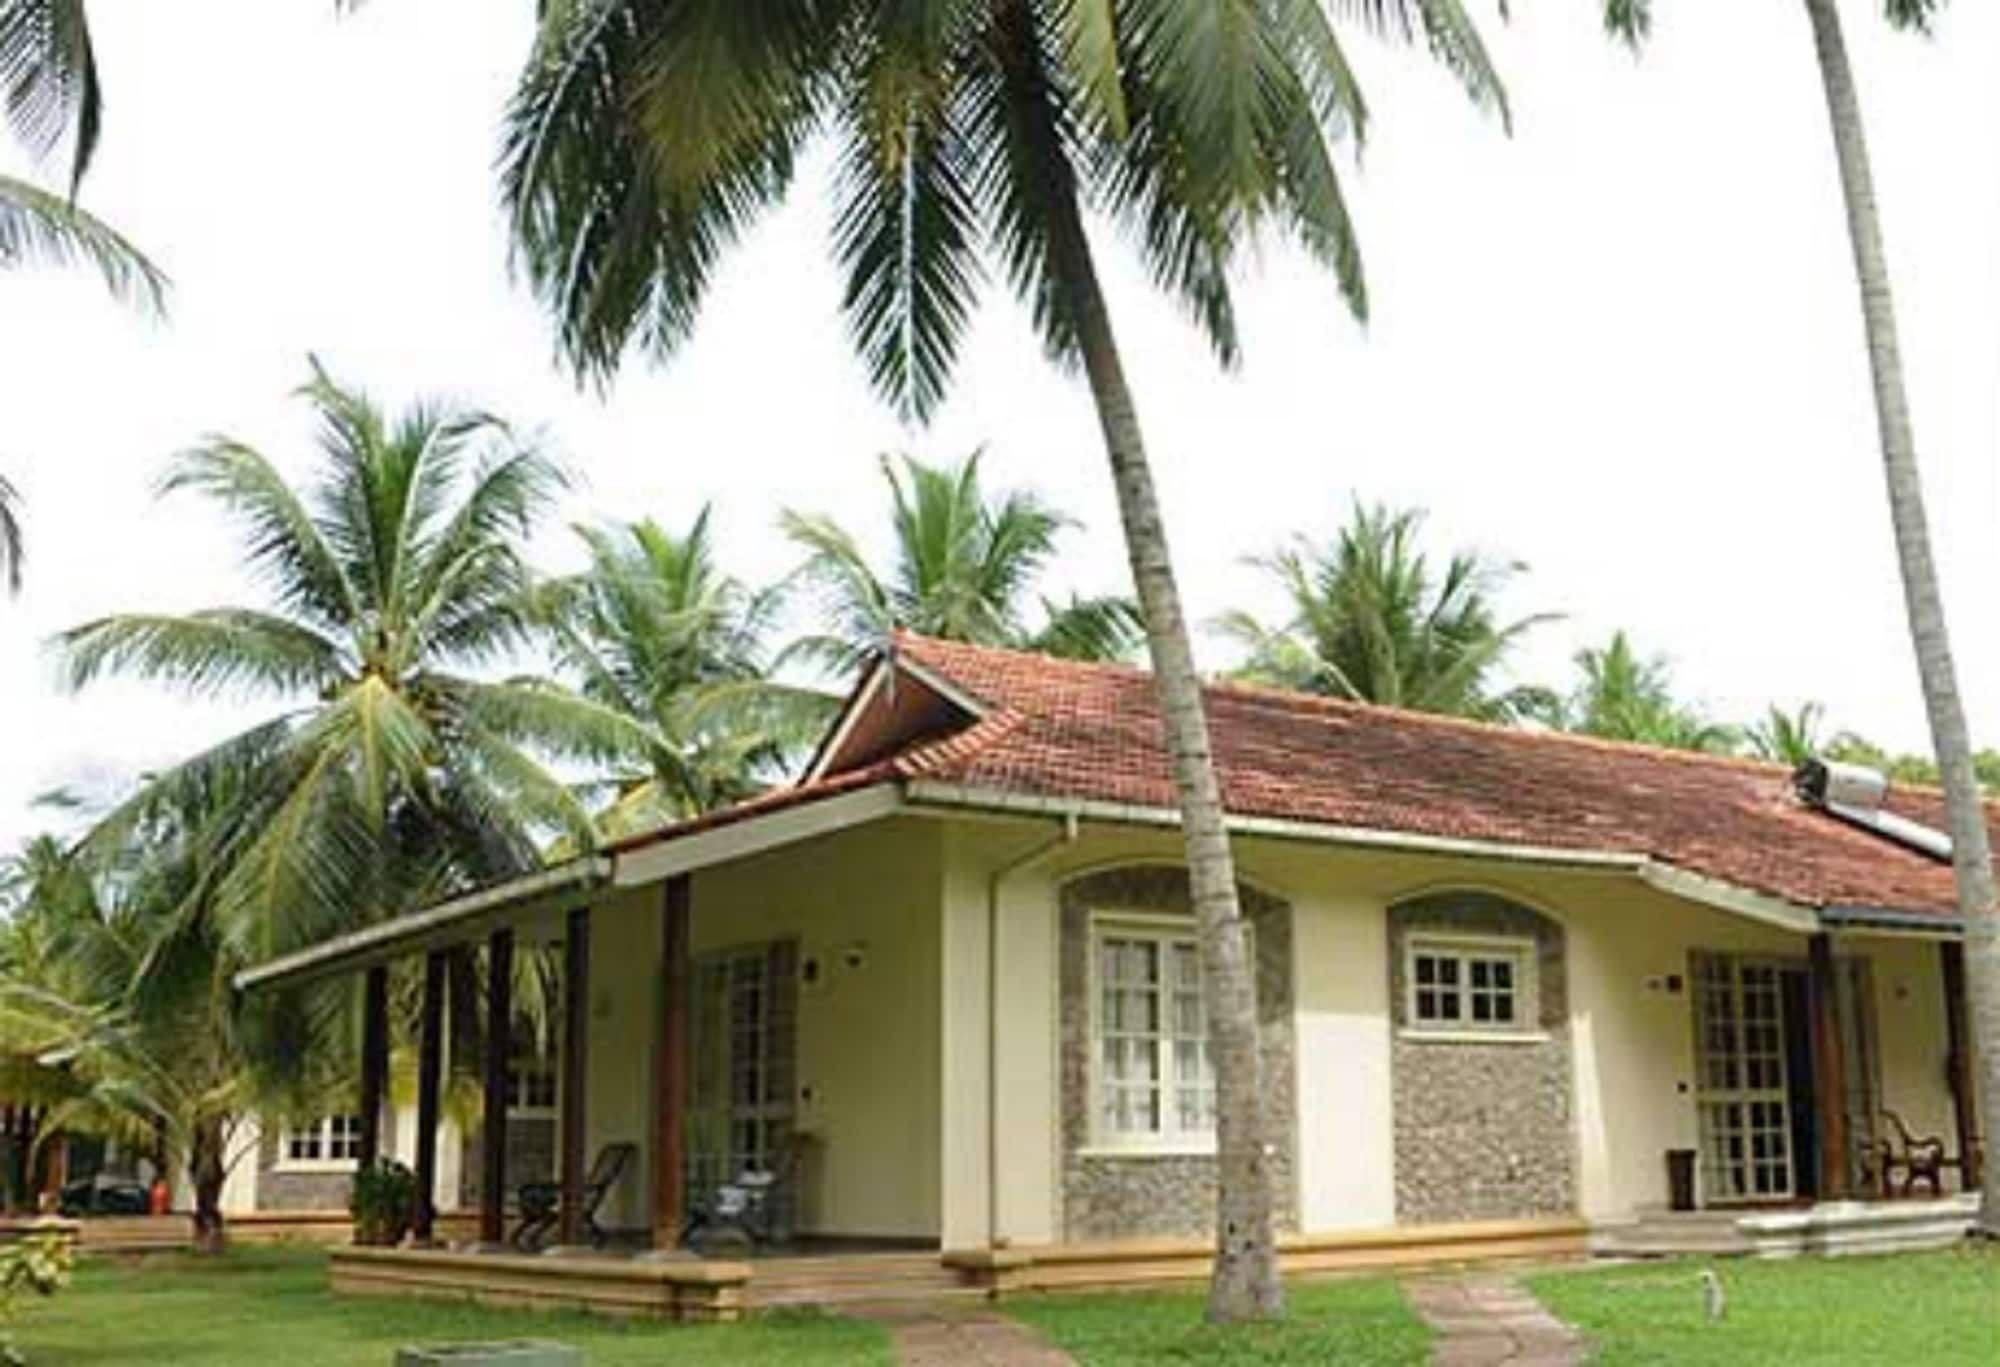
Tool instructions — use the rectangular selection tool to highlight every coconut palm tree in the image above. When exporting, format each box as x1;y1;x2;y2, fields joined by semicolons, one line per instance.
0;774;355;1253
535;511;836;835
1216;502;1552;720
781;452;1141;674
53;361;650;963
1608;0;1999;1227
1531;631;1739;753
501;0;1507;1318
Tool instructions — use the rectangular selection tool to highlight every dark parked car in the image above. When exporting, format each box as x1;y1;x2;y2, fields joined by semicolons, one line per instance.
57;1173;150;1217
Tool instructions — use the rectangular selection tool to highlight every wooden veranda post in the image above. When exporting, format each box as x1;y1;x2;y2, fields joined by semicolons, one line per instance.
559;908;591;1247
1941;941;1982;1188
481;928;515;1246
357;965;389;1174
413;950;447;1245
1807;933;1852;1199
652;875;692;1248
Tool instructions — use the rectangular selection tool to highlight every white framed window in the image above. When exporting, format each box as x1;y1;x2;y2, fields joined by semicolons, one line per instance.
506;1054;558;1117
1404;935;1536;1035
1090;916;1219;1149
278;1113;363;1171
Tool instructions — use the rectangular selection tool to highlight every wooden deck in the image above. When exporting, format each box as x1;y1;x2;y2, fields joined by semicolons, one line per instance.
324;1216;1588;1321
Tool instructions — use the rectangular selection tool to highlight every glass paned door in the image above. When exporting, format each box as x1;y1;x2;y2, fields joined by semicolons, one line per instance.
687;943;795;1202
1691;954;1796;1201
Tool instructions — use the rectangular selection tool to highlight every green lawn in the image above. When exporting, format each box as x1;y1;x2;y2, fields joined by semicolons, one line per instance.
1529;1246;2000;1366
1007;1276;1432;1365
9;1245;892;1366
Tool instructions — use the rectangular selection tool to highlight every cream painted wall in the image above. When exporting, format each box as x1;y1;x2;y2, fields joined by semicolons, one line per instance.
932;819;1966;1241
689;816;945;1240
583;885;664;1234
567;807;1965;1246
1857;932;1958;1147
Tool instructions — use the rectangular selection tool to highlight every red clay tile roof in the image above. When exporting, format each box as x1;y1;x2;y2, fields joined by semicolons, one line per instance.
870;634;1982;919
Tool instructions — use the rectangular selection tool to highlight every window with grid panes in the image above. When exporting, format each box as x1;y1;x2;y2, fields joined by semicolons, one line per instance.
1406;938;1533;1033
282;1113;362;1166
1093;923;1215;1145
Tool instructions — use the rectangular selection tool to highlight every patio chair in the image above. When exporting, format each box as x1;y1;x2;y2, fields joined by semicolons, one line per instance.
680;1142;802;1254
511;1142;635;1252
1873;1110;1947;1198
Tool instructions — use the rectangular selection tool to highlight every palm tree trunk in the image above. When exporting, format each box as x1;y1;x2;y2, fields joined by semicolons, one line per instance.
1801;0;2000;1230
187;1117;228;1255
1045;174;1283;1320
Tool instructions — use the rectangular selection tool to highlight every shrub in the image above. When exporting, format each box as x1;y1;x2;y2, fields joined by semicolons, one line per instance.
0;1231;73;1366
347;1159;416;1247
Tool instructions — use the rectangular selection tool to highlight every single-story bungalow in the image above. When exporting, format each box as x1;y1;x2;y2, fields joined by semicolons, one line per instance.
236;633;1987;1314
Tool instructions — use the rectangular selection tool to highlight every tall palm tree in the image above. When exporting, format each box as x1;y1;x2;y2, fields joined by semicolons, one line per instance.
1216;502;1552;720
782;452;1141;673
501;0;1506;1318
54;361;649;962
535;510;835;835
1531;631;1739;753
1609;0;1999;1227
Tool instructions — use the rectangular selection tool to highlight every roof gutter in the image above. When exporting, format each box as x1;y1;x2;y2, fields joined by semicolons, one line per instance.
1820;903;1966;936
232;855;612;994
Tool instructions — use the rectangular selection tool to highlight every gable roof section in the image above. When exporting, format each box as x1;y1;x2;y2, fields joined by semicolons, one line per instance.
844;633;1979;921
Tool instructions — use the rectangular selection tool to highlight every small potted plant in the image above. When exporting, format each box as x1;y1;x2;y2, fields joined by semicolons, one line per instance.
349;1159;417;1247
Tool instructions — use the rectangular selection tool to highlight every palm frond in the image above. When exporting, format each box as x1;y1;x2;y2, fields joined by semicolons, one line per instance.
54;609;347;699
159;438;359;633
0;172;166;314
0;469;22;593
0;0;100;192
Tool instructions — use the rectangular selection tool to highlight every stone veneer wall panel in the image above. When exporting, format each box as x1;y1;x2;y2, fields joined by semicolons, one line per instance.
1058;865;1295;1242
1388;893;1575;1224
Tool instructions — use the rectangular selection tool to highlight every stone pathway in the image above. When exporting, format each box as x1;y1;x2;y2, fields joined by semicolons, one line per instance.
862;1306;1076;1367
1403;1274;1586;1367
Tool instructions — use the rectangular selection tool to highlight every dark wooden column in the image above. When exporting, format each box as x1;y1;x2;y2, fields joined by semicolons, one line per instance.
1941;941;1981;1189
1807;932;1851;1200
412;950;447;1245
652;875;692;1248
357;965;389;1174
480;928;515;1246
558;908;591;1247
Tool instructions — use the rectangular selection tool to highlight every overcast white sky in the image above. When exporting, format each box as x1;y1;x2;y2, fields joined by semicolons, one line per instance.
3;1;1999;850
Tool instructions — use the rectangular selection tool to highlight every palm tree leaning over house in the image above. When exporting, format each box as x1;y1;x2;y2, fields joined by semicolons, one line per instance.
54;361;652;964
503;2;1507;1319
782;451;1142;674
534;511;837;837
1216;502;1553;720
1607;0;2000;1227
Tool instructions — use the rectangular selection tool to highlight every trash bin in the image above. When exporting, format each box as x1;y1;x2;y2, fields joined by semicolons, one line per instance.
1666;1149;1698;1212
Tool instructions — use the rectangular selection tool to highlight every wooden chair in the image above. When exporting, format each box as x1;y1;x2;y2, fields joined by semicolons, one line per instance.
1873;1110;1948;1198
511;1142;635;1251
